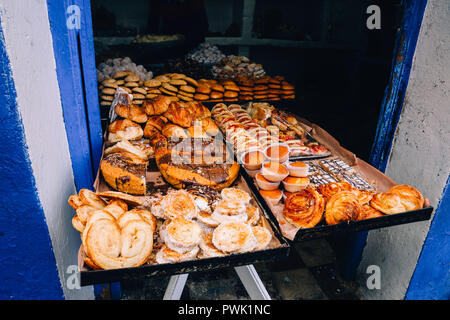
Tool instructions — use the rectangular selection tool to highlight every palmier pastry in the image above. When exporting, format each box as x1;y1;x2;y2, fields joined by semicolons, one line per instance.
102;199;128;219
283;188;324;228
100;152;147;195
107;119;143;144
78;189;107;209
95;191;144;206
359;205;384;220
162;216;202;253
212;222;257;253
369;192;407;214
162;189;198;220
388;185;424;211
68;194;84;210
325;191;364;225
317;181;353;202
83;212;153;270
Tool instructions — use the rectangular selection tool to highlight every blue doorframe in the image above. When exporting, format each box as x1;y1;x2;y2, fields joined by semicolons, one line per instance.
46;0;116;299
46;0;103;191
340;0;428;280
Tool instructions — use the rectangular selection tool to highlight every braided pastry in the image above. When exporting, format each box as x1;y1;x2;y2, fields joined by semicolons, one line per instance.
283;188;325;228
325;191;364;225
388;185;424;211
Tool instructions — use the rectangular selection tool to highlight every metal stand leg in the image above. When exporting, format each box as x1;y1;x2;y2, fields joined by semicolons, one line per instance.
163;273;189;300
234;264;271;300
162;264;270;300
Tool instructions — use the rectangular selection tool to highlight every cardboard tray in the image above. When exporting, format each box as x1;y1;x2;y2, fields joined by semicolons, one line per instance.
240;115;433;242
78;161;289;286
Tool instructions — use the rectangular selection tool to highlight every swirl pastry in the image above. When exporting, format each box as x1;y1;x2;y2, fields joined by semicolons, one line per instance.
369;192;406;215
163;217;202;253
350;188;374;205
283;189;325;228
359;205;384;220
388;185;424;211
317;181;353;202
162;189;198;220
325;191;364;225
212;222;257;253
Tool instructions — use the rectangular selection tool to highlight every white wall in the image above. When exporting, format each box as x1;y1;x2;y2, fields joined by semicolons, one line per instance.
356;0;450;299
0;0;94;299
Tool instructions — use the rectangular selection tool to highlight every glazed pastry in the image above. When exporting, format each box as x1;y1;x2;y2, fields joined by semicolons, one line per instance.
143;95;172;115
78;188;107;209
283;188;325;228
359;205;384;220
350;188;374;205
162;189;198;220
162;216;202;253
369;192;407;214
68;194;84;210
114;104;148;123
388;185;424;211
325;191;364;225
163;102;196;128
317;181;353;202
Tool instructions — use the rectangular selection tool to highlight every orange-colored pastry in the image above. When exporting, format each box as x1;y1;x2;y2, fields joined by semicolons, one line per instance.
283;188;324;228
369;192;407;214
114;104;148;123
325;191;364;225
163;101;196;127
359;205;384;220
317;181;353;202
350;188;374;205
143;95;172;115
388;185;424;211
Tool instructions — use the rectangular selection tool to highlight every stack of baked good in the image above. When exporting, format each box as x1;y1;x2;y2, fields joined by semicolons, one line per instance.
151;187;273;263
211;55;266;80
193;79;240;102
234;75;296;101
282;181;425;229
143;73;199;102
68;188;156;270
98;70;150;108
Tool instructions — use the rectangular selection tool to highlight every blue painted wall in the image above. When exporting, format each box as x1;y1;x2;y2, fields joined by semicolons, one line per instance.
406;175;450;300
0;19;63;300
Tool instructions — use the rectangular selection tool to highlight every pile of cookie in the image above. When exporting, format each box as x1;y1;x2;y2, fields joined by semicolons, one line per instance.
144;73;199;102
235;75;295;101
98;70;150;108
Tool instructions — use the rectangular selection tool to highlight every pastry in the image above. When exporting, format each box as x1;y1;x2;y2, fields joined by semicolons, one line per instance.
144;95;172;116
283;188;324;228
162;189;198;220
104;140;149;161
211;200;248;224
252;226;272;250
212;222;257;253
317;181;353;202
199;233;226;258
359;205;384;220
78;189;107;209
221;187;251;204
325;191;364;225
100;152;147;195
194;93;210;101
155;245;199;264
388;185;424;211
162;123;189;139
350;188;374;205
369;192;407;214
114;104;148;123
246;205;260;225
108;119;143;144
163;216;202;253
68;194;84;210
163;102;196;127
96;191;144;206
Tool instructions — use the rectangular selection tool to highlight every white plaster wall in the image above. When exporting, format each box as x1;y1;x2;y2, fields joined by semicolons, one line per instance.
0;0;94;299
357;0;450;299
